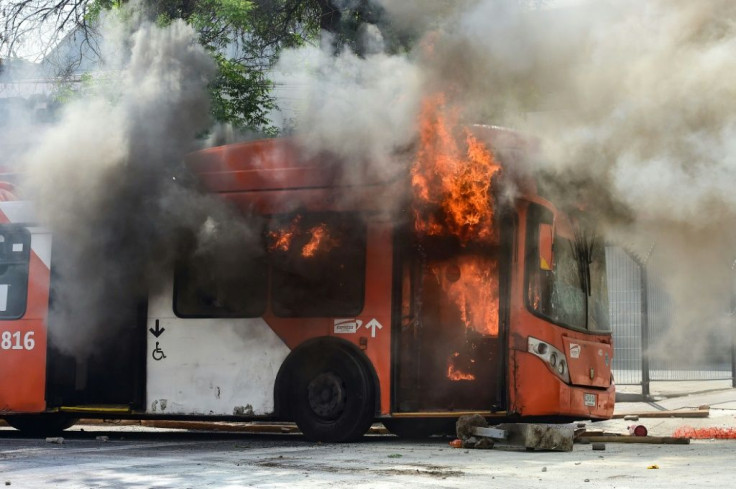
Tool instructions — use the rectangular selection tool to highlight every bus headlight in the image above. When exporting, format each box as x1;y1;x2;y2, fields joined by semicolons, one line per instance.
528;337;571;384
557;360;566;376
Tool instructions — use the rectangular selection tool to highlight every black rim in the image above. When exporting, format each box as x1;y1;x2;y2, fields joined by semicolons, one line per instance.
307;372;347;420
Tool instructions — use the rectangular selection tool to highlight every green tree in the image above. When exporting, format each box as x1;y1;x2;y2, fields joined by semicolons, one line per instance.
1;0;394;132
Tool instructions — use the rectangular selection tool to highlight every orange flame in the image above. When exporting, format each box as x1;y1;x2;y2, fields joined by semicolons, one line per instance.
268;216;339;258
430;256;499;336
302;223;338;257
411;93;502;244
268;216;301;252
447;352;476;381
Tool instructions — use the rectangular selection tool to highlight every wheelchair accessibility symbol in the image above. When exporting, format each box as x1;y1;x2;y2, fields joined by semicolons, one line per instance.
152;341;167;361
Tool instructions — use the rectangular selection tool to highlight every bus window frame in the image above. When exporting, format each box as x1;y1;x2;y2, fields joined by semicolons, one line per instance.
172;210;368;320
523;200;611;335
172;222;269;320
269;211;367;318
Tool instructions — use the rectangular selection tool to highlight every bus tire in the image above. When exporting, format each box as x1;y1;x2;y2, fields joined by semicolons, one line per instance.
382;418;454;439
4;414;79;436
290;344;375;442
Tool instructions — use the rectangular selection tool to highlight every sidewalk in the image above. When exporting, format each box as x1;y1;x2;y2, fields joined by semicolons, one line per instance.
599;381;736;438
617;379;734;399
615;380;736;413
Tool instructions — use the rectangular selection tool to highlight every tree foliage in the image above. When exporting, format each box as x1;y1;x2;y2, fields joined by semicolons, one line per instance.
1;0;385;131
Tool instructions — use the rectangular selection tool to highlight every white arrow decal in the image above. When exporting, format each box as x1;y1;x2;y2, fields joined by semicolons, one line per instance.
365;318;383;338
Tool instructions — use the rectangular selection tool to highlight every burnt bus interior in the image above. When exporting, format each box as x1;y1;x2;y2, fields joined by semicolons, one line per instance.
173;212;367;319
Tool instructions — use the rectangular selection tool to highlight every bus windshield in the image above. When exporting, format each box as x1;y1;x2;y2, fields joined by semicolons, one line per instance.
526;203;610;333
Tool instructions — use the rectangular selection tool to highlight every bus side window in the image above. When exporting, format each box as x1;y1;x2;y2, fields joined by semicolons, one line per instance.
269;213;366;317
173;222;268;318
0;225;31;319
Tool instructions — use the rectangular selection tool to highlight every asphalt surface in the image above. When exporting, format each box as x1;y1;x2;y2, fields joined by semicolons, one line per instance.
2;385;736;488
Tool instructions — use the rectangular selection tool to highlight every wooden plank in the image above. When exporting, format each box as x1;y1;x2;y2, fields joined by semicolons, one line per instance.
612;409;709;419
139;420;301;433
136;420;390;435
2;418;390;435
580;435;690;444
390;411;506;418
575;430;619;438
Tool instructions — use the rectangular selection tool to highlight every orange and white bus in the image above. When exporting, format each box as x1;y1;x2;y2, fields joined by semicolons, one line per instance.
0;126;614;441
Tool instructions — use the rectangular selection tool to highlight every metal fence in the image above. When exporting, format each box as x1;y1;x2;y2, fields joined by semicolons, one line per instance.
607;246;734;394
607;247;643;385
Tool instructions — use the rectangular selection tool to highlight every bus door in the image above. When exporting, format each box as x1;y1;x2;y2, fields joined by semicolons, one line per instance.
44;237;147;410
394;215;513;413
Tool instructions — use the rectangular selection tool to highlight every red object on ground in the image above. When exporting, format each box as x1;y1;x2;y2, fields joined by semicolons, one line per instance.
449;439;463;448
629;425;648;437
673;426;736;439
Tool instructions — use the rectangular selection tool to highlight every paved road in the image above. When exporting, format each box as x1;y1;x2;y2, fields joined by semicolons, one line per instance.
1;423;735;489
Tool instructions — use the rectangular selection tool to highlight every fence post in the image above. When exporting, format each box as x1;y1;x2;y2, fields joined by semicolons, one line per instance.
732;263;736;388
640;264;651;399
732;290;736;388
731;330;736;387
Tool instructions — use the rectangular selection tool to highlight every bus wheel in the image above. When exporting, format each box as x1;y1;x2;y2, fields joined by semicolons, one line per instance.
382;419;454;439
4;414;79;436
291;345;375;442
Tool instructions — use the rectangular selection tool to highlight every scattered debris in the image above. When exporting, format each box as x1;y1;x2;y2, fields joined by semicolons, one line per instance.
456;415;497;449
592;443;606;451
455;416;574;451
647;465;660;470
45;437;64;444
623;415;639;421
449;439;463;448
499;423;574;451
472;437;495;449
673;426;736;439
456;414;488;440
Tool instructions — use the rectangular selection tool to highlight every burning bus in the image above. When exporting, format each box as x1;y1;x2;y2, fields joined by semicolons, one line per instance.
0;111;613;441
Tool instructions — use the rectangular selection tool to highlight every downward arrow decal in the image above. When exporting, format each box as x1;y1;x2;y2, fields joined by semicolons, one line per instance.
149;319;165;338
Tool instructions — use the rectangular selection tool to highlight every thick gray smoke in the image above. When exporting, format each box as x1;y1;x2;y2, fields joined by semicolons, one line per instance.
15;13;257;358
273;0;736;362
273;35;422;185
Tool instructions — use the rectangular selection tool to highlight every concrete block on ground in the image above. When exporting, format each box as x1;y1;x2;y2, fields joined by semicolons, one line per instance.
496;423;574;452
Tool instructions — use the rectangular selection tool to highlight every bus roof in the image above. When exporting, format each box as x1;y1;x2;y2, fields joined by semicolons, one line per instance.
187;138;401;194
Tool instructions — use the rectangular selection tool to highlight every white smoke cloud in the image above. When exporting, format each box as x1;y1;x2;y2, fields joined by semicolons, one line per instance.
272;36;423;176
272;0;736;362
